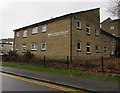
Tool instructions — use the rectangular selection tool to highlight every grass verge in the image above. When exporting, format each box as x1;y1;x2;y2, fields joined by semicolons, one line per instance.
0;62;119;82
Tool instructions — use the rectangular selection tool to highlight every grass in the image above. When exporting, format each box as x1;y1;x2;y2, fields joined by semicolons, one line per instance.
0;62;119;82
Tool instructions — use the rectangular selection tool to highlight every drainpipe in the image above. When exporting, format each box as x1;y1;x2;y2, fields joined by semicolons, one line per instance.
70;14;73;63
13;31;15;51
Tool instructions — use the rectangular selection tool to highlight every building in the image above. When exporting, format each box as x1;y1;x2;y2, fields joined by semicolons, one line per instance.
13;8;119;62
101;18;120;37
101;29;120;57
0;38;14;55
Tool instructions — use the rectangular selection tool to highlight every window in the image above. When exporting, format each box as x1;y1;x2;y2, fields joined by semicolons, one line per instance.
112;34;115;36
86;43;90;53
110;26;114;30
42;25;46;32
100;24;102;28
95;45;100;53
104;47;107;54
41;42;46;50
31;43;37;50
86;24;90;35
77;41;81;51
95;29;99;36
16;32;19;37
76;20;81;29
32;27;38;34
22;44;26;52
23;30;27;37
16;44;18;50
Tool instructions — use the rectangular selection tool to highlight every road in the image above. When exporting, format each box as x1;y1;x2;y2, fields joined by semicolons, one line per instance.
1;72;86;93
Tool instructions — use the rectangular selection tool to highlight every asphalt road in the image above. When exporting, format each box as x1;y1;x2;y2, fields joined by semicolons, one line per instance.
1;72;85;93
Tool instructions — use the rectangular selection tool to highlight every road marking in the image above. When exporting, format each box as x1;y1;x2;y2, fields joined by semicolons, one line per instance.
0;72;85;93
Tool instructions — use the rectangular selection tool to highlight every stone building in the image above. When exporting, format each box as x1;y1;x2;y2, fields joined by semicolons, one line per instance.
101;18;120;37
101;29;119;57
13;8;120;62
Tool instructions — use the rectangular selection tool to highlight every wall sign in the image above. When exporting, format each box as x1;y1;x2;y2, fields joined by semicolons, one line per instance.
48;31;68;37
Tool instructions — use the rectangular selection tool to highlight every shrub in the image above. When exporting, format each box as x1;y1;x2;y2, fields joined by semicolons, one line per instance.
24;51;34;63
7;50;17;57
7;50;17;62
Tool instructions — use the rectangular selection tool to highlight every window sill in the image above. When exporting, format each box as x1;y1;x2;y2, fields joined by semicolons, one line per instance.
96;51;100;53
22;51;26;53
41;49;46;51
86;33;91;36
95;34;99;37
31;49;37;51
86;52;91;54
42;31;46;33
23;36;27;38
32;33;38;35
77;49;81;52
77;27;81;30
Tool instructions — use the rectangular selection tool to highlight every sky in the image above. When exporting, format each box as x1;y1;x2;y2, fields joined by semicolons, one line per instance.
0;0;115;39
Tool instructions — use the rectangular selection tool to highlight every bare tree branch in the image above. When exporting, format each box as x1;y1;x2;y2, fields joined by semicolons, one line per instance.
108;0;120;18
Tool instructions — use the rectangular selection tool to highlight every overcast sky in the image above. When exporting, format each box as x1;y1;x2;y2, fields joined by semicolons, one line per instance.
0;0;115;39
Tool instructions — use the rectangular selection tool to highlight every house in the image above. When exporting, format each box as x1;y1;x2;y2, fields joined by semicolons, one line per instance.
101;18;120;37
0;38;14;55
13;8;119;62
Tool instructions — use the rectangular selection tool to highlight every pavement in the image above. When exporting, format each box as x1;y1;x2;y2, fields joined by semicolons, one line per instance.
1;66;120;92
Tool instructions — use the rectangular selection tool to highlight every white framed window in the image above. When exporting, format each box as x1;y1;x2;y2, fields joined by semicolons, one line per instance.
31;43;37;50
41;42;46;50
112;34;115;36
32;27;38;34
16;44;18;51
104;47;107;54
16;32;19;37
22;44;26;52
86;43;91;53
95;29;99;36
110;48;115;55
42;25;46;32
110;26;114;30
23;30;27;37
86;24;90;35
95;45;100;53
76;20;81;29
77;41;81;51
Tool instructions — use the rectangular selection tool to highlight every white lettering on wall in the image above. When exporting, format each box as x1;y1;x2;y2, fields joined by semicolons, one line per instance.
48;31;68;37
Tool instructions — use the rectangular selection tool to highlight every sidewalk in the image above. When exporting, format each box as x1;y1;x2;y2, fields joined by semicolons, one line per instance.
1;66;119;92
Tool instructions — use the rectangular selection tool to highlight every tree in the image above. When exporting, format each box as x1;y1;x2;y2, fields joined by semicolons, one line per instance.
108;0;120;18
24;51;34;63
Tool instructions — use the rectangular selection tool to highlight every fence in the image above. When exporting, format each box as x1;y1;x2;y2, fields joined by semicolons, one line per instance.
1;55;120;74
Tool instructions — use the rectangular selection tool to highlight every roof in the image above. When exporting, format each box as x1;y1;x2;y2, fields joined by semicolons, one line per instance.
100;17;111;24
101;17;120;24
112;18;120;22
14;8;100;31
101;29;120;40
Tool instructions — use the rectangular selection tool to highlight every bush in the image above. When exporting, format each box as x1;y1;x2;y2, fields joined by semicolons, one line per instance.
24;51;34;63
7;50;17;57
7;50;17;62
